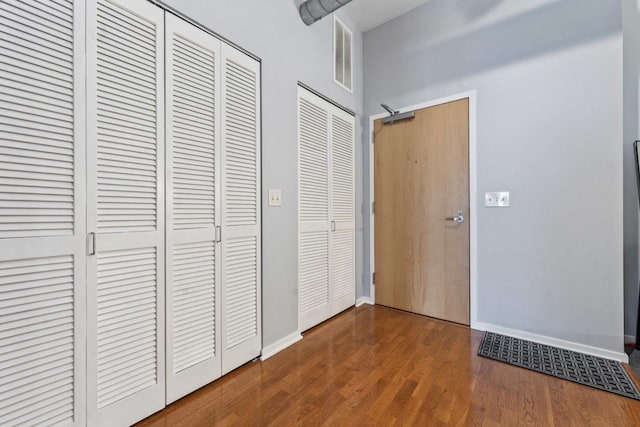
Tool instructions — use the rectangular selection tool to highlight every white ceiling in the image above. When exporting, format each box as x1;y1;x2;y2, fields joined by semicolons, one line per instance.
342;0;432;32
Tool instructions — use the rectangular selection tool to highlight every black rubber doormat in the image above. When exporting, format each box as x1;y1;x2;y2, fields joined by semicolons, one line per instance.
478;332;640;400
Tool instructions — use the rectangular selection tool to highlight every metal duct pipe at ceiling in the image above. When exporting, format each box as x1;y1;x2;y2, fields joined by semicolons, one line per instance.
299;0;353;25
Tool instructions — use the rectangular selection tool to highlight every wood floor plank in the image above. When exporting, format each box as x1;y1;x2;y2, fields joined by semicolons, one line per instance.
137;305;640;426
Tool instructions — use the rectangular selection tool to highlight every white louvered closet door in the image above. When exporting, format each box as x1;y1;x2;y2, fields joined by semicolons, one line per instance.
220;43;262;374
165;13;222;403
297;87;331;332
86;0;165;425
0;1;86;425
298;86;355;332
329;108;355;316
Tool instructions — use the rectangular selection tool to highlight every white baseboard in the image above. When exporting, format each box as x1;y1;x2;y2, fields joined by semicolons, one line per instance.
356;297;374;307
260;331;303;361
473;322;629;364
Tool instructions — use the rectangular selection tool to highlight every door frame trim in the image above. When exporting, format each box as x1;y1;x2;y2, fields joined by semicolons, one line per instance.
368;90;478;328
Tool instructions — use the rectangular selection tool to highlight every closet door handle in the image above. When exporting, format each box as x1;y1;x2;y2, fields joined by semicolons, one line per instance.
331;221;336;232
215;226;222;243
88;232;96;256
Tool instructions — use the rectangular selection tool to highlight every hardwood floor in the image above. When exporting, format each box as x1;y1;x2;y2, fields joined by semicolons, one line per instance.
138;305;640;426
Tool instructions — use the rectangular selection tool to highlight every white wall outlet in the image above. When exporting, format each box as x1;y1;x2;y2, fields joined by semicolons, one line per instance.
485;191;510;207
268;189;282;207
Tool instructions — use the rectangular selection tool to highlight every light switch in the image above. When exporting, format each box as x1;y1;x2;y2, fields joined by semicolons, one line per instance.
268;189;282;207
485;191;510;207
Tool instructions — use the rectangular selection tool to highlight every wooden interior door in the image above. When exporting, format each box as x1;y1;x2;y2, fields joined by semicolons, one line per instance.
374;99;470;325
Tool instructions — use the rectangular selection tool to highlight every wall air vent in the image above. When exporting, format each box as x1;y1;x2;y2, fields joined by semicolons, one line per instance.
333;16;352;92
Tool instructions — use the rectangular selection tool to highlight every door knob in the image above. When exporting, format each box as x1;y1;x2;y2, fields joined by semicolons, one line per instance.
445;209;464;224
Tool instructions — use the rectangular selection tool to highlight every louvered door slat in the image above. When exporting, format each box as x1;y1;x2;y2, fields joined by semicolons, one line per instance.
331;229;355;300
96;247;157;410
94;0;158;235
165;14;222;404
0;255;75;427
223;60;257;227
224;236;257;347
0;0;85;425
0;0;76;240
299;232;329;313
221;43;261;375
172;242;215;369
87;0;164;425
331;116;354;222
299;98;329;222
171;32;215;229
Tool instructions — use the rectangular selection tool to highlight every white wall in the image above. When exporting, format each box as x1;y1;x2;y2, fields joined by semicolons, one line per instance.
162;0;365;346
363;0;625;355
623;0;640;342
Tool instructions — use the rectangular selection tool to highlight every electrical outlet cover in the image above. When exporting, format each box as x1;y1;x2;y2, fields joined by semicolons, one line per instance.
485;191;510;207
268;189;282;207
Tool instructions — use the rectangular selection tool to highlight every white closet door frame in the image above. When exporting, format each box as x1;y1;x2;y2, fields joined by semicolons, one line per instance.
165;13;222;403
220;43;262;374
0;1;86;424
297;87;332;332
86;0;165;425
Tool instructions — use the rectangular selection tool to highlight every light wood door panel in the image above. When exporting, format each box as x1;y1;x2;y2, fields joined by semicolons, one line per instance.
374;99;470;325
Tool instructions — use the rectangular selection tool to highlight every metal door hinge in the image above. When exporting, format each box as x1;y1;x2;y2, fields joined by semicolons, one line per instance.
372;272;376;285
372;130;375;144
372;201;375;214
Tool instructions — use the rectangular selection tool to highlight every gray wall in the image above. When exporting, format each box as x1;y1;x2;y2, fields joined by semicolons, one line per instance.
363;0;625;353
163;0;365;347
623;0;640;341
